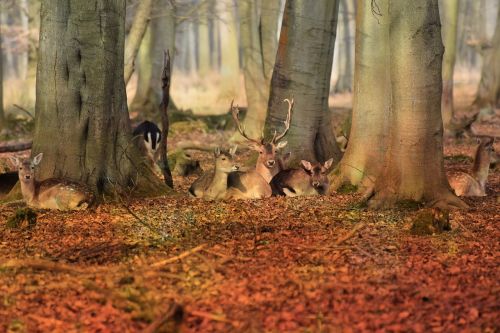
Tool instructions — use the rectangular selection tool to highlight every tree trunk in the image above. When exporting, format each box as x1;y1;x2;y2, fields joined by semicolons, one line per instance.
124;0;153;84
130;0;176;118
232;0;279;141
333;0;353;93
265;0;342;165
33;0;170;197
474;4;500;109
369;0;465;209
260;0;281;78
198;1;211;76
331;0;390;190
218;0;240;96
18;0;29;80
441;0;459;129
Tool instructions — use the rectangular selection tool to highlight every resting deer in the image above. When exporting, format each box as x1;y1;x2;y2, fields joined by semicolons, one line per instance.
189;146;239;200
448;137;494;196
9;153;94;210
271;159;334;197
226;99;293;199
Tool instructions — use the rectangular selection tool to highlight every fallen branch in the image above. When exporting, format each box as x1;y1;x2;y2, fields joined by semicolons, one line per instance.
174;140;218;152
0;141;32;153
190;310;238;327
143;303;184;333
334;222;367;246
0;258;85;274
151;244;207;268
13;104;35;119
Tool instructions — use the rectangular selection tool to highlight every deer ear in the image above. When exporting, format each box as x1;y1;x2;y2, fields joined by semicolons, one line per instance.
276;141;288;149
214;147;221;157
301;160;312;171
324;158;334;169
9;156;20;167
33;153;44;165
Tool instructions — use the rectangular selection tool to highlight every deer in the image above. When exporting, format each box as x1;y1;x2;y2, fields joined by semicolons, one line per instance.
189;146;239;200
225;99;293;200
448;136;495;197
271;159;334;197
133;120;162;175
9;153;94;210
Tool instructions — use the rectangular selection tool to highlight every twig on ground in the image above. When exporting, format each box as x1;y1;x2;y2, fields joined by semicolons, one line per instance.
151;244;207;268
334;222;367;246
143;303;184;333
189;310;238;327
0;258;85;274
122;203;170;241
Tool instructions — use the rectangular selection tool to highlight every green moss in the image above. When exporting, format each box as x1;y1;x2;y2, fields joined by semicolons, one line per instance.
169;120;208;135
336;183;358;194
6;208;37;229
396;199;422;210
410;209;451;236
444;154;473;163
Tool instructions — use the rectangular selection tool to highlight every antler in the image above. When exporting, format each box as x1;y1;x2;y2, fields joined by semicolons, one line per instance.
230;100;263;145
272;98;294;143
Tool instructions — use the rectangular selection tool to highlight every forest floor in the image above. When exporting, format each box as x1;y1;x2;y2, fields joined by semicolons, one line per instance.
0;89;499;332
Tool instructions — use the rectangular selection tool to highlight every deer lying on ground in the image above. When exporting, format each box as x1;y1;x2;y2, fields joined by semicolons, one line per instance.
133;120;162;174
448;136;494;196
271;159;334;197
9;153;94;210
189;146;239;200
225;99;293;200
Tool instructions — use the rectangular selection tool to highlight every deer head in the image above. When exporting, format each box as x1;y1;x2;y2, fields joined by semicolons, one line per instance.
231;99;293;178
301;158;334;193
214;146;240;173
10;153;43;183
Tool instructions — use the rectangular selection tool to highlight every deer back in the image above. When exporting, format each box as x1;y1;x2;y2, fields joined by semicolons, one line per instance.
35;178;94;210
226;170;272;199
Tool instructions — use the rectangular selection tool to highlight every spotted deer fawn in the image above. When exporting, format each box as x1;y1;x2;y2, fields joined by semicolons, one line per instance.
271;159;334;197
10;153;94;210
189;146;239;200
226;99;293;199
448;137;494;196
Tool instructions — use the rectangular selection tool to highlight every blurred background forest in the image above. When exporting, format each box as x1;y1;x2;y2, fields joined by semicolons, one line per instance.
0;0;497;120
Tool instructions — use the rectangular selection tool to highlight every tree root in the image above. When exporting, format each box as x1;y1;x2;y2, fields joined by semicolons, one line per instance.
368;188;469;210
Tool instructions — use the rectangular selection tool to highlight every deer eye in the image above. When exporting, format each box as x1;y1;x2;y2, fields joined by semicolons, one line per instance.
19;167;23;170
221;157;226;161
259;151;263;154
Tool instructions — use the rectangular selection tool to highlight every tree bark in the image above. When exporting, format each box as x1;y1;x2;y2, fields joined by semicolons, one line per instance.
474;4;500;109
441;0;459;129
331;0;390;190
130;0;176;118
369;0;465;209
124;0;153;84
265;0;342;165
333;0;354;93
33;0;170;197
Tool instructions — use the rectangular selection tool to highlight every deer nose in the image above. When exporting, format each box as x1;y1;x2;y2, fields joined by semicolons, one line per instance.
232;165;240;171
267;160;275;167
312;181;320;187
25;175;31;180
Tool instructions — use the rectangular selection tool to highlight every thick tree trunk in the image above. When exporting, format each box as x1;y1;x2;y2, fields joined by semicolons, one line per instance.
333;0;353;93
441;0;459;129
130;0;176;118
331;0;390;190
33;0;170;197
474;4;500;109
265;0;342;165
124;0;153;84
369;0;465;209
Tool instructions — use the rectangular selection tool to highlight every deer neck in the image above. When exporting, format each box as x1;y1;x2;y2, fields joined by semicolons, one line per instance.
208;169;229;193
19;179;37;204
471;146;490;189
255;163;277;183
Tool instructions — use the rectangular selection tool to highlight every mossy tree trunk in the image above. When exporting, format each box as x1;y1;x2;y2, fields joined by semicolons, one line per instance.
33;0;170;197
441;0;459;129
265;0;342;165
368;0;465;209
130;0;176;118
474;4;500;109
331;0;390;190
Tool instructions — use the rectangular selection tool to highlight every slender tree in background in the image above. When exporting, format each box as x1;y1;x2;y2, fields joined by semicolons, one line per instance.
441;0;459;129
218;0;240;96
197;1;211;76
474;3;500;109
331;0;389;189
130;0;176;118
0;11;4;129
124;0;153;84
33;0;170;196
265;0;342;165
234;0;281;141
334;0;354;93
368;0;465;209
